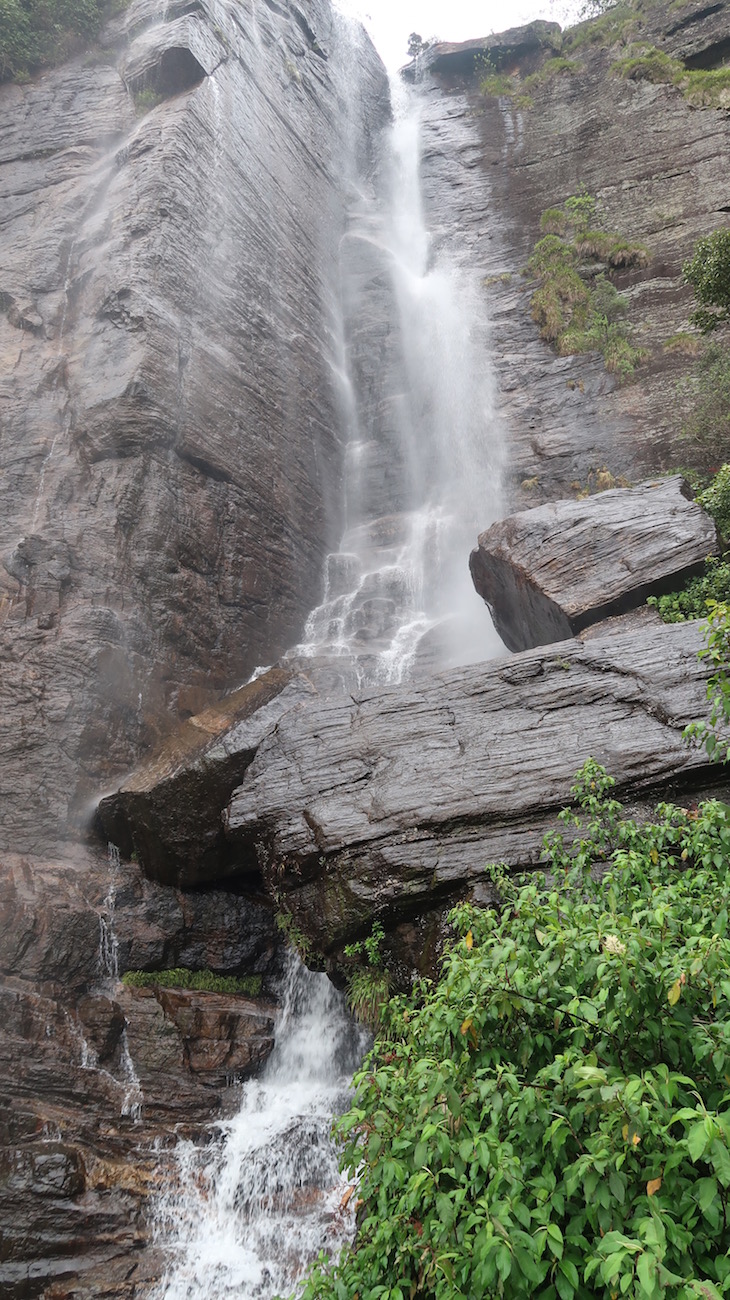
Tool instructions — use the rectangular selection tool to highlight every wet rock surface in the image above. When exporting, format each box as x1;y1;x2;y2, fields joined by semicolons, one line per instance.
103;620;728;973
412;2;730;506
469;476;718;651
0;0;388;1289
0;841;281;1296
0;0;389;857
224;621;728;962
97;666;316;886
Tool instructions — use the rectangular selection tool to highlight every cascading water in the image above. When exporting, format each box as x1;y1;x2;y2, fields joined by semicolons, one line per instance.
149;956;367;1299
291;76;506;687
149;31;508;1300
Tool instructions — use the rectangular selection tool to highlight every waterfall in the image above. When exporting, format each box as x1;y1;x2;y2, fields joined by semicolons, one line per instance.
291;76;506;687
149;956;367;1300
148;36;507;1300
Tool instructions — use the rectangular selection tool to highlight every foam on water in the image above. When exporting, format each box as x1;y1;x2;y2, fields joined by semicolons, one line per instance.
149;957;367;1300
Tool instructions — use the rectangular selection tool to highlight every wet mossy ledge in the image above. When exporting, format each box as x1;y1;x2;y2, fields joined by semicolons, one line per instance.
121;967;264;996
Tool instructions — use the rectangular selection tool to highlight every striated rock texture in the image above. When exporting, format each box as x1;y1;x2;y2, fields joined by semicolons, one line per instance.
223;621;727;963
469;476;718;651
411;3;730;506
100;619;729;979
0;1;389;1293
97;665;317;886
0;842;281;1298
0;0;389;857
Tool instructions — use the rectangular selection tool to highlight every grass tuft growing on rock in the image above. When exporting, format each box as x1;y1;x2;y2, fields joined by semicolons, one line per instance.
122;968;264;996
528;193;647;379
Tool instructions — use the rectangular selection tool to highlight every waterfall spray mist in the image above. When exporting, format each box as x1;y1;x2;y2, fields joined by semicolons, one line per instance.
292;77;505;685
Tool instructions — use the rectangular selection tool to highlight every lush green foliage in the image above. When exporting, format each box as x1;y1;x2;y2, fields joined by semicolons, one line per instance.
685;232;730;336
699;466;730;545
528;194;647;378
647;466;730;623
121;967;263;996
0;0;109;80
648;558;730;624
299;763;730;1300
685;601;730;764
345;922;390;1030
679;344;730;467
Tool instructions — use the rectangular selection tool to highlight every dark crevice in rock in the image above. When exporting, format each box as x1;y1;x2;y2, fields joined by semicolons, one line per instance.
175;448;235;484
127;46;207;99
683;35;730;68
291;5;327;56
666;3;724;37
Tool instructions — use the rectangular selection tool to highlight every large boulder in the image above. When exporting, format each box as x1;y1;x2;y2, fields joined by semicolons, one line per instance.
469;477;718;652
97;620;727;972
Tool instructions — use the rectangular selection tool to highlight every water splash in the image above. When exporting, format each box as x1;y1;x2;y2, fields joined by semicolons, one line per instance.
149;955;367;1300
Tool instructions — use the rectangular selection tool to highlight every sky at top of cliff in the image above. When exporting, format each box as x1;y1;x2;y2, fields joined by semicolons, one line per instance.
336;0;583;69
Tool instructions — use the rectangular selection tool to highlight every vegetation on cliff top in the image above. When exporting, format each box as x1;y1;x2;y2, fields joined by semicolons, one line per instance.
0;0;121;82
299;756;730;1300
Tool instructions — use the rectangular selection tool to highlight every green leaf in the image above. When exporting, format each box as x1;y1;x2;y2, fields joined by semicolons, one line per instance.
688;1121;710;1162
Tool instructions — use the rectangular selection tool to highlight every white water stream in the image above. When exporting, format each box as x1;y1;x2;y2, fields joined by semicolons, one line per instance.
149;52;505;1300
150;957;366;1300
291;78;505;686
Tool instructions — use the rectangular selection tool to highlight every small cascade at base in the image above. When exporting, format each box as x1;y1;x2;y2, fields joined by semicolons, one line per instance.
149;956;368;1300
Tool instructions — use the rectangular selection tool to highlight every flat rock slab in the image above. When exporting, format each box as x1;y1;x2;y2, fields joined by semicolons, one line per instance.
224;620;727;959
469;477;718;652
97;667;316;886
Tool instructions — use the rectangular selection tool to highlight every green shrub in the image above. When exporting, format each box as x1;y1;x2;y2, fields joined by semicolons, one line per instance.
683;68;730;109
344;922;390;1030
299;760;730;1300
121;968;263;996
684;230;730;335
528;197;647;377
611;46;684;84
685;600;730;762
680;343;730;466
479;71;516;97
698;464;730;544
647;556;730;623
0;0;108;80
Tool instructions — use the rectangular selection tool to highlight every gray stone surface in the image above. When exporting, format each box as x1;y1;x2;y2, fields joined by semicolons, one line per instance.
225;620;726;958
469;476;718;651
0;0;389;857
0;2;388;1291
97;666;316;886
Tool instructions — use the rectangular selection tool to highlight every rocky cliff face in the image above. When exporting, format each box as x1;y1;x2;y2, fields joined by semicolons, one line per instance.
0;0;388;856
3;0;730;1293
0;1;388;1292
412;3;730;504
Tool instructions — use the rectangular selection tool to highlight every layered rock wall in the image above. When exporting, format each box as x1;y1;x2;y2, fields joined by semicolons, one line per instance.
0;0;388;855
0;3;389;1292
